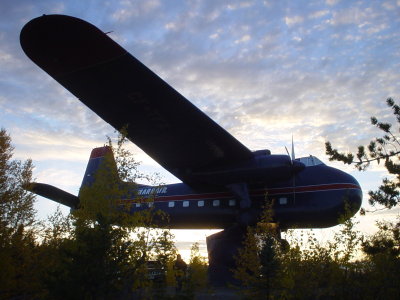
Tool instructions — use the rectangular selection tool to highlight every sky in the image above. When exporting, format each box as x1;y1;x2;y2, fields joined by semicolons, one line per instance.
1;0;400;260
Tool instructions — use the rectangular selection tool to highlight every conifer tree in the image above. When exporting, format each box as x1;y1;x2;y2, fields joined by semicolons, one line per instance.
326;98;400;209
233;201;282;299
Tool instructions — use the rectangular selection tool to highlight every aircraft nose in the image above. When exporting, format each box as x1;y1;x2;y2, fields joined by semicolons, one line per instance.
345;174;363;216
296;164;363;221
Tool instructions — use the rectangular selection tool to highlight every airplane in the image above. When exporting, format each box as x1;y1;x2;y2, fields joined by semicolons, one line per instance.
20;15;362;285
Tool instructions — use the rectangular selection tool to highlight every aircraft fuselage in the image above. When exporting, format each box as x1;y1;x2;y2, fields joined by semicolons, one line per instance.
116;162;361;229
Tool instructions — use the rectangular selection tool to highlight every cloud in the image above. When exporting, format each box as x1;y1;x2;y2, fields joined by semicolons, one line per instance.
111;0;161;22
285;15;304;27
1;0;400;231
382;1;397;10
365;23;388;35
310;10;329;19
235;34;251;43
326;0;340;6
35;168;83;189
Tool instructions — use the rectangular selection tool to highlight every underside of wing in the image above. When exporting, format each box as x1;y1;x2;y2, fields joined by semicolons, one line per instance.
20;15;253;185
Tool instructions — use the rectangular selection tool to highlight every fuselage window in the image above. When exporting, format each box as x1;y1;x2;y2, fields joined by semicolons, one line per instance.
135;203;141;208
147;202;154;207
213;200;220;207
168;201;175;208
229;199;236;206
198;200;204;207
279;197;288;205
183;201;189;207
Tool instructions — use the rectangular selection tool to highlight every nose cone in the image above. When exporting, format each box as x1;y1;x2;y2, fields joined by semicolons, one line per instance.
292;164;363;227
317;166;363;221
344;173;363;217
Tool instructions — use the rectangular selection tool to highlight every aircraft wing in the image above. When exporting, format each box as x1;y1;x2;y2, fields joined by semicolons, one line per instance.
20;15;253;184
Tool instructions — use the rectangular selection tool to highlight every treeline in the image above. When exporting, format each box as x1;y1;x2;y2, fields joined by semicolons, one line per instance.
0;129;208;299
1;124;400;299
233;202;400;299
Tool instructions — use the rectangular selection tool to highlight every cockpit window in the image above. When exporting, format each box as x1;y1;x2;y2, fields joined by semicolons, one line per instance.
295;156;324;166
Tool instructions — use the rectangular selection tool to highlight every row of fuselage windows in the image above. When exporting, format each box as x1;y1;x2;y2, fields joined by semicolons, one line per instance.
134;199;237;208
133;197;289;208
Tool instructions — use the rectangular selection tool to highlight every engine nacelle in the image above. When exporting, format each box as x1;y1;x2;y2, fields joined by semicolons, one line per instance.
191;154;305;185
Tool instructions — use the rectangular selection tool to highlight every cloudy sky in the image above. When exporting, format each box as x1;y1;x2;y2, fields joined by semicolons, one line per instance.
1;0;400;258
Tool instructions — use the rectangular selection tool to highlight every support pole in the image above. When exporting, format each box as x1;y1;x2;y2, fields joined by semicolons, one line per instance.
206;226;246;286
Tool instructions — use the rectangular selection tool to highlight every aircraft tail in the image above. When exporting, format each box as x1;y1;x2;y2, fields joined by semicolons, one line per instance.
25;146;122;209
80;146;120;188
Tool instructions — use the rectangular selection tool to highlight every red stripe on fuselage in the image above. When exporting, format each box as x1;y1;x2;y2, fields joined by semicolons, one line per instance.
118;183;360;204
253;183;360;196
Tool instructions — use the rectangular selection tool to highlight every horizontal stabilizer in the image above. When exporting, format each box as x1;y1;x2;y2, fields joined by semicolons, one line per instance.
26;182;79;208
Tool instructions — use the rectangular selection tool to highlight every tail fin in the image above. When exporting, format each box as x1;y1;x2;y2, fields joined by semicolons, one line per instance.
25;146;120;209
80;146;120;188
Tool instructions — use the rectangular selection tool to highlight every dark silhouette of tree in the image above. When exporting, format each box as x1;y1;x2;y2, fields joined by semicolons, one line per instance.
233;202;282;299
0;128;40;298
0;128;36;231
326;98;400;209
0;128;177;299
42;130;176;299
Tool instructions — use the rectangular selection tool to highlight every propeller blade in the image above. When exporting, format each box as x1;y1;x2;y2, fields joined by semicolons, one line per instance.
291;135;295;160
285;146;291;158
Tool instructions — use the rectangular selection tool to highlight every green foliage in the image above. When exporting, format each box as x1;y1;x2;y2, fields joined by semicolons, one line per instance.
170;243;209;299
358;219;400;299
42;214;130;299
233;201;282;299
187;242;208;291
362;219;399;258
326;97;400;209
0;128;36;232
44;131;177;299
0;128;43;299
2;126;400;299
154;229;177;270
0;128;178;299
232;202;398;299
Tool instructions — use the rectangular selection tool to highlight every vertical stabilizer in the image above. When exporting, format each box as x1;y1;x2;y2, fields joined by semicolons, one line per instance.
80;146;119;188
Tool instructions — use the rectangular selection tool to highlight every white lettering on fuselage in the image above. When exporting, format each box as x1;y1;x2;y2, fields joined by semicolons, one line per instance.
138;186;167;195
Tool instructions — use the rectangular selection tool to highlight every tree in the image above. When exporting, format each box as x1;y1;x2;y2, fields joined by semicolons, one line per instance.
326;97;400;209
187;242;208;293
43;130;176;299
233;199;369;299
233;202;282;299
0;128;36;233
362;219;400;258
359;219;400;299
0;128;41;299
0;128;178;298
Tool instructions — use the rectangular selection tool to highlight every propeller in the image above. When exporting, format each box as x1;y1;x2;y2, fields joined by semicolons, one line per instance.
285;136;297;204
291;135;295;161
285;135;295;162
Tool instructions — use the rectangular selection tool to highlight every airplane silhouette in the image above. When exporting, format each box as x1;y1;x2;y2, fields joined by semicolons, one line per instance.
20;15;362;285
